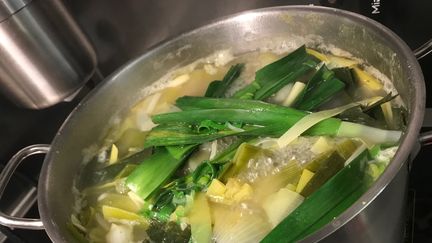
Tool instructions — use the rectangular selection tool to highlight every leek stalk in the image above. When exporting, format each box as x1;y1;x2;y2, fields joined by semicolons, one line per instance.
148;97;401;147
126;146;195;199
126;63;244;201
233;45;319;100
261;150;370;243
294;65;345;110
205;64;243;98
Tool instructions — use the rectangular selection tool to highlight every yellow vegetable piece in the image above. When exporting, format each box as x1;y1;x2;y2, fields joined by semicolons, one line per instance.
307;48;359;68
115;128;148;157
310;137;332;155
252;160;302;203
233;183;253;202
166;74;190;88
327;55;359;68
222;143;261;180
182;68;227;97
336;139;358;160
102;205;148;227
207;178;253;205
305;150;333;173
352;66;383;91
306;48;329;62
225;178;242;198
262;188;304;227
296;169;315;193
98;193;140;212
188;192;212;243
206;179;226;198
381;102;394;129
108;144;119;164
285;183;297;191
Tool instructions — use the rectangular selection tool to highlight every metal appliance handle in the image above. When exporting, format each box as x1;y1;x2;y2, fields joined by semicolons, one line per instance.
419;131;432;146
416;39;432;146
0;144;49;230
414;39;432;60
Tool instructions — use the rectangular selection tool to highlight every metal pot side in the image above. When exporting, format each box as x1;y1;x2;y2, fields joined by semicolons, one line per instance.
37;6;425;243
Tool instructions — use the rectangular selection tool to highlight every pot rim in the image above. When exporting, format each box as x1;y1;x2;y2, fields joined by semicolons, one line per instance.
38;5;426;243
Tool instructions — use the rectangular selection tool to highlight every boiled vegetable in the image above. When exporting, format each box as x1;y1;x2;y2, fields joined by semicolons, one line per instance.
205;64;244;98
188;193;212;243
102;205;148;226
234;45;319;100
310;136;332;154
72;43;404;243
213;204;272;243
151;97;401;148
294;65;345;110
262;188;304;227
282;81;305;107
126;146;195;199
295;169;315;193
352;66;383;91
299;151;345;197
221;143;262;180
261;150;370;243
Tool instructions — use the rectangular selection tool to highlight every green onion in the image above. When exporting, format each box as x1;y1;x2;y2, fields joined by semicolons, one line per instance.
294;65;346;110
233;45;319;100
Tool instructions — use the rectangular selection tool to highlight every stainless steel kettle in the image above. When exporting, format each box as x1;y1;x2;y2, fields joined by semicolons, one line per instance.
0;0;96;109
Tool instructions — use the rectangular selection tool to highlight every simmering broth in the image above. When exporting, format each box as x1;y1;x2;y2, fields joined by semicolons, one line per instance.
69;45;405;243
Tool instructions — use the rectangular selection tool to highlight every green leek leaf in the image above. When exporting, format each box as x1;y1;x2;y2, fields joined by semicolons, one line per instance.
261;150;370;243
205;64;244;98
126;147;195;199
233;45;318;100
294;65;345;110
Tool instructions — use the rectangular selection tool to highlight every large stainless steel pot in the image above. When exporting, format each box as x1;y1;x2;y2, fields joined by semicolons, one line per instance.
0;6;430;243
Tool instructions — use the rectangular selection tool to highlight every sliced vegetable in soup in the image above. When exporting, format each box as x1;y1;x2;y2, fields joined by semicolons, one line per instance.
70;45;405;243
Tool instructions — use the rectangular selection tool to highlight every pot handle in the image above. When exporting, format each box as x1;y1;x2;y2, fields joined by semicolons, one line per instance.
414;39;432;60
419;131;432;146
0;144;50;230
